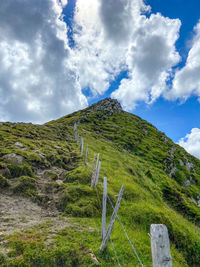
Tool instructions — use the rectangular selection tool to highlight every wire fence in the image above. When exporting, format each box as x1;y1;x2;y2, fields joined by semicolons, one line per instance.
74;124;144;267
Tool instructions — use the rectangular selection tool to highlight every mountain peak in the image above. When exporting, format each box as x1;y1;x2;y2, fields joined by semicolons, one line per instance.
90;98;122;114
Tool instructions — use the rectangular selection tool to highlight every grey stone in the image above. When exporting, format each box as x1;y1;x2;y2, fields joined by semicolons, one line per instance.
90;98;122;114
169;146;176;158
3;153;24;165
186;161;193;172
39;153;45;159
183;180;190;187
15;142;24;148
179;159;184;166
169;167;177;178
55;180;63;185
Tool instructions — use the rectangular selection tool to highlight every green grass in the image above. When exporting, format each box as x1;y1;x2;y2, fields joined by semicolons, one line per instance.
1;102;200;266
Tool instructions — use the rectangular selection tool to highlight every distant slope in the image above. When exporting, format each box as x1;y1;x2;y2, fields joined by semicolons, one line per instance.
1;98;200;266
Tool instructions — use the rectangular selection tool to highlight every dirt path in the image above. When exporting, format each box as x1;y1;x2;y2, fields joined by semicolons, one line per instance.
0;192;61;236
0;167;67;236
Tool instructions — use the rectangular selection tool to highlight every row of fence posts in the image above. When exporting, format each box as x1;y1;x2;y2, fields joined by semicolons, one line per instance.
73;122;172;267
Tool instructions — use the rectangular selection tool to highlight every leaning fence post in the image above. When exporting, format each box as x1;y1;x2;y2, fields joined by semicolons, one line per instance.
100;185;125;251
150;224;172;267
101;177;107;240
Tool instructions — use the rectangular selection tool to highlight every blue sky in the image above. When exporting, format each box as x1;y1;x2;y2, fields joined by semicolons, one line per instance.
1;0;200;158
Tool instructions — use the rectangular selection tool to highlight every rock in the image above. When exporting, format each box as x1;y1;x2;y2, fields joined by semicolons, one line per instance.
88;249;99;265
0;122;3;126
186;161;193;172
55;180;63;185
54;145;61;149
15;142;24;148
39;153;45;159
169;146;176;158
179;159;184;166
3;153;24;165
90;98;122;115
183;180;191;187
161;136;168;143
169;167;177;178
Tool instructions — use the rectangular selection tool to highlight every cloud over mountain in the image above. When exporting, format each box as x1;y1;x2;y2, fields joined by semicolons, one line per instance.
0;0;199;123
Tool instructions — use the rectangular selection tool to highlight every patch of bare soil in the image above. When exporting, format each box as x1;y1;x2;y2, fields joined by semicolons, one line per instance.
0;167;67;236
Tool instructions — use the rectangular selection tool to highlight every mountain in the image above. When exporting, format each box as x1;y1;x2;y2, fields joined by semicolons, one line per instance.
1;98;200;266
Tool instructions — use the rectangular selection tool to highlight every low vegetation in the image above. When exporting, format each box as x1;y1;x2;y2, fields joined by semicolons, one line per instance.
0;99;200;266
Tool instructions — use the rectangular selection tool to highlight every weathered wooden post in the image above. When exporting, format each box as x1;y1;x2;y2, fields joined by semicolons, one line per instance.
74;122;77;131
91;154;96;187
101;177;107;240
75;132;79;145
150;224;172;267
80;137;84;156
100;185;125;251
96;153;100;169
95;160;101;187
85;145;88;165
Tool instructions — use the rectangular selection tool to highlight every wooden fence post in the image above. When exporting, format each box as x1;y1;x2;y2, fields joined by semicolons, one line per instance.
100;185;125;251
80;137;84;156
74;123;77;131
101;177;107;240
85;145;88;165
91;154;96;187
95;160;101;187
76;132;79;145
96;153;100;169
150;224;172;267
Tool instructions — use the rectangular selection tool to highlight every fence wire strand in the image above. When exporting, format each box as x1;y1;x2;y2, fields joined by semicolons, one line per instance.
107;195;144;267
74;129;143;267
110;237;121;267
95;186;122;267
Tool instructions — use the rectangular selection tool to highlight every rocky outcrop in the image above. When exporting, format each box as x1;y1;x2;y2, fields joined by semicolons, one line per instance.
90;98;122;115
3;153;24;165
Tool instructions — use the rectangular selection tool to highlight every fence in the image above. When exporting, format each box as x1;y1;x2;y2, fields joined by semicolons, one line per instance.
73;123;172;267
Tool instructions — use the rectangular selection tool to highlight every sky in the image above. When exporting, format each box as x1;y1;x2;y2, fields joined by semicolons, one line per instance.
0;0;200;159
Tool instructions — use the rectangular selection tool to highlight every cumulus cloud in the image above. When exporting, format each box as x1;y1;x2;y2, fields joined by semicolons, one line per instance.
0;0;87;123
71;0;181;109
166;21;200;101
71;0;128;95
111;11;181;110
178;128;200;159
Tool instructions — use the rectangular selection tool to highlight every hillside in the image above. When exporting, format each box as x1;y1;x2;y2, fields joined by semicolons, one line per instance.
1;98;200;266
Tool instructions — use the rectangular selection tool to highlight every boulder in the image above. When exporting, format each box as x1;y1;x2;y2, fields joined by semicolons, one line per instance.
3;153;24;165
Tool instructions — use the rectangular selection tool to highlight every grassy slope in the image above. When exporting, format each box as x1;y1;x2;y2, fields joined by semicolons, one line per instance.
1;103;200;266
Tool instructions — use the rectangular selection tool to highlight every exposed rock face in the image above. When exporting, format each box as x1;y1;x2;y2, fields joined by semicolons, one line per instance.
90;98;122;114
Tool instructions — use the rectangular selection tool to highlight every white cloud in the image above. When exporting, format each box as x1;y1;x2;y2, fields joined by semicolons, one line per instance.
71;0;181;109
71;0;128;96
178;128;200;159
166;21;200;101
0;0;87;123
112;12;181;110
